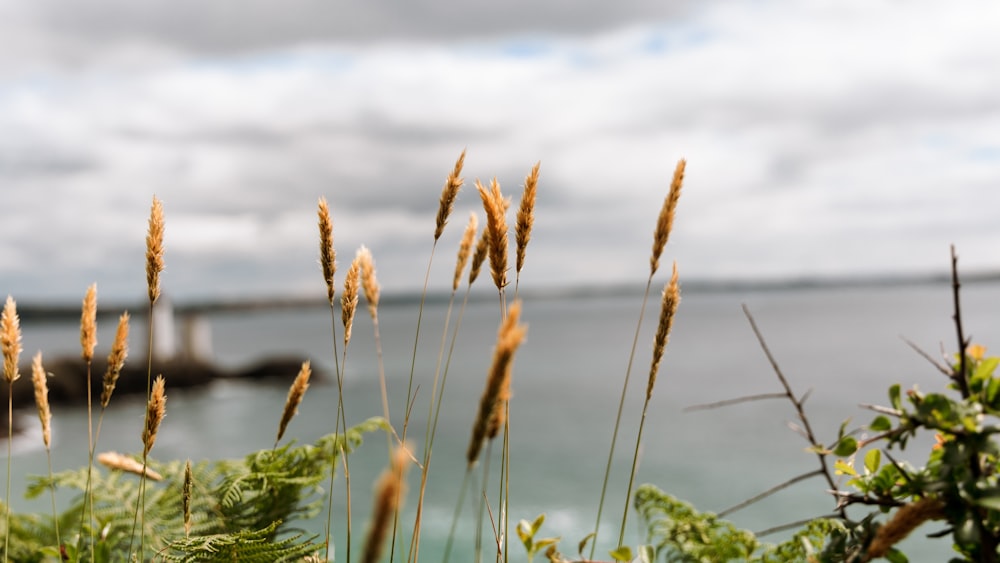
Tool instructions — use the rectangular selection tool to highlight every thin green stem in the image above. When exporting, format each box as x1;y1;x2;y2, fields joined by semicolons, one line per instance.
391;242;437;563
408;290;458;563
618;396;652;549
45;447;59;547
323;305;341;560
590;274;653;559
5;386;12;563
443;468;473;563
476;440;495;563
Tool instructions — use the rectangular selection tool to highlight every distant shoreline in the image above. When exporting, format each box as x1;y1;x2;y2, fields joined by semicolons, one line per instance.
13;269;1000;322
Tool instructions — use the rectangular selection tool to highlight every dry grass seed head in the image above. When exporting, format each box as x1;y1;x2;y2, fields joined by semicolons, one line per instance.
453;212;478;292
146;196;165;304
476;178;509;292
81;283;98;363
31;352;52;448
469;225;489;286
647;263;680;401
2;295;22;384
342;257;361;348
357;246;380;318
515;162;540;275
362;444;412;563
466;301;527;466
276;361;312;444
434;150;466;241
318;197;337;305
101;312;130;409
97;451;163;481
142;375;167;456
650;159;686;276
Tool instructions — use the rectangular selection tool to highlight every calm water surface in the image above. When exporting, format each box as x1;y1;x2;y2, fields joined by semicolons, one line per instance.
9;282;1000;561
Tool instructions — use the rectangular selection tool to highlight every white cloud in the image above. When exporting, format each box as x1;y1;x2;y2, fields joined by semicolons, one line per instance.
1;1;999;300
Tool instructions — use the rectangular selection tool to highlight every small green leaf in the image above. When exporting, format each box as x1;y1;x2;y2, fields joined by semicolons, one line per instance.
833;436;858;457
864;449;881;474
885;547;909;563
610;545;633;561
870;415;892;432
837;418;851;440
577;532;596;557
834;459;858;477
535;537;560;551
517;519;533;547
531;513;546;535
889;384;902;410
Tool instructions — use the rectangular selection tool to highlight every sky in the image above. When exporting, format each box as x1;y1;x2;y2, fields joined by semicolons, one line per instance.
1;0;999;302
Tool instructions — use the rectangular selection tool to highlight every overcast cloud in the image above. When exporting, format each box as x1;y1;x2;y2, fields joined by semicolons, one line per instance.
1;0;998;302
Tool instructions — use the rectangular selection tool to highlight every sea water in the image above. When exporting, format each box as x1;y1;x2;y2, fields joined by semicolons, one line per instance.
8;282;1000;561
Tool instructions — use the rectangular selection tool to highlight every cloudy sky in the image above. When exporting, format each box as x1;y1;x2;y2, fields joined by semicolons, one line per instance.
1;0;998;302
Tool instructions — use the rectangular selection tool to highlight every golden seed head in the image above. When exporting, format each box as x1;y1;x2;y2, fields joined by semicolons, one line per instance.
434;149;466;241
515;162;540;275
97;451;163;481
342;257;361;348
318;197;337;305
80;283;98;363
101;312;130;409
146;196;166;304
1;295;22;384
31;352;52;448
647;263;680;401
469;225;489;286
476;178;509;292
650;159;685;276
361;444;412;563
142;375;167;456
276;361;312;444
357;246;380;318
454;212;478;292
467;301;527;466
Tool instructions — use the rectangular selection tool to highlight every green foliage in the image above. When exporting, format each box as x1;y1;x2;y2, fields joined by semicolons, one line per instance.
159;521;319;562
6;418;386;561
633;484;759;562
517;514;560;563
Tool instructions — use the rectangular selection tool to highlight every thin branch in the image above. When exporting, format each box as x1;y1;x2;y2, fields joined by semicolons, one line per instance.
951;245;971;399
858;404;903;418
683;392;787;412
718;469;823;518
755;515;840;537
900;336;951;377
742;304;846;519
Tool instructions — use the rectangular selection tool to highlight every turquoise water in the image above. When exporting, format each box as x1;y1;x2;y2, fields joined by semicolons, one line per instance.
8;282;1000;561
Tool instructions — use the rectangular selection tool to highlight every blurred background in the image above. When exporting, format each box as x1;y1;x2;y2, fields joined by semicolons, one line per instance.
2;1;999;560
1;0;998;301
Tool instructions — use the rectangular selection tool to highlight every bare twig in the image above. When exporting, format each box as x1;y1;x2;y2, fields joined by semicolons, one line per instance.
718;469;824;518
951;245;971;398
742;304;846;519
900;337;951;377
755;515;841;537
684;392;787;412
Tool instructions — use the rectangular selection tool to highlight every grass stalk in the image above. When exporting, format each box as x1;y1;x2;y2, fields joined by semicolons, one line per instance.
591;159;684;558
617;265;680;549
79;284;97;559
31;353;59;547
2;295;22;563
409;213;477;563
335;256;361;563
362;444;412;563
